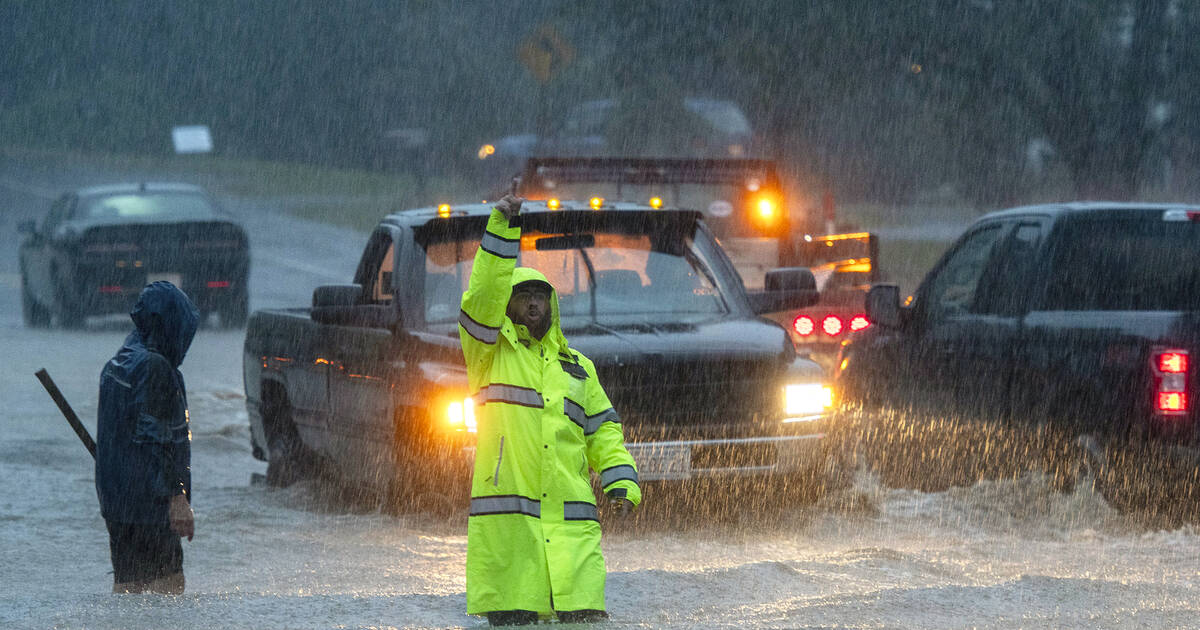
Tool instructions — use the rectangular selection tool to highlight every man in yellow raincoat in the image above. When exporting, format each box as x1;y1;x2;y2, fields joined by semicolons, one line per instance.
459;194;642;626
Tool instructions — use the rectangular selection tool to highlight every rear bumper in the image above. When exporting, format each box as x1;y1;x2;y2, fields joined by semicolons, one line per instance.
71;254;248;314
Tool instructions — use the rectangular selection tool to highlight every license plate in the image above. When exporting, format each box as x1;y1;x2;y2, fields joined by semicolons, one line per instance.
629;443;692;481
147;272;183;288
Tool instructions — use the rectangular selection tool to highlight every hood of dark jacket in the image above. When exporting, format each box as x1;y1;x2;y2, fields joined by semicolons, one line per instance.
129;281;200;367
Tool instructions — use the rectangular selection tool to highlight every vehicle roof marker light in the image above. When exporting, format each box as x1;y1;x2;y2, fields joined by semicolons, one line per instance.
547;198;561;211
589;197;604;210
437;203;451;218
649;196;663;209
477;144;495;160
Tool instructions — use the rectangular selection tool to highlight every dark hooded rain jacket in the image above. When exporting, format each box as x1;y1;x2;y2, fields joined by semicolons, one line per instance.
95;281;199;524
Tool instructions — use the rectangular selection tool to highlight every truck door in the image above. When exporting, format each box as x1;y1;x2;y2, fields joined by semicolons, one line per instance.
941;219;1046;418
324;228;401;483
904;221;1012;415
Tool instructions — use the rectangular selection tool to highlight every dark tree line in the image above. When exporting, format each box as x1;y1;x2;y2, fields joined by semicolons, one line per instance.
2;0;1197;207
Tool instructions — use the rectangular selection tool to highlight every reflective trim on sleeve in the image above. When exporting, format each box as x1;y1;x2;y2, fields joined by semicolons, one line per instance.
585;407;620;435
563;501;599;522
469;495;541;518
480;231;520;259
600;464;639;488
481;384;544;409
563;398;587;432
458;309;499;344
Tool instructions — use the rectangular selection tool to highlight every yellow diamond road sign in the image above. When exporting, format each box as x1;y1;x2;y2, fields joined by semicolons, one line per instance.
518;25;575;84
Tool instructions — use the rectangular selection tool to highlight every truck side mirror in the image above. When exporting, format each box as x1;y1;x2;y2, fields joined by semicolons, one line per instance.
312;284;363;309
311;283;401;329
865;284;902;328
748;267;819;314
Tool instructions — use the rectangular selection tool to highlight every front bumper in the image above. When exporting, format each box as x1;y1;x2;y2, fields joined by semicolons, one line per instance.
626;421;828;481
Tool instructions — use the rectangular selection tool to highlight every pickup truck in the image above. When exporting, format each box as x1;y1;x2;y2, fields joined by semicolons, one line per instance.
243;198;839;511
835;202;1199;516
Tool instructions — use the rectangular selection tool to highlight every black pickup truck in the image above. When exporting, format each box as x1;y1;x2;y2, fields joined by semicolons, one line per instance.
835;202;1199;516
243;198;839;510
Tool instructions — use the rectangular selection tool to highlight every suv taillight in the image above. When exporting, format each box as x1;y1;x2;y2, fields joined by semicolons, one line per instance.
1152;348;1189;415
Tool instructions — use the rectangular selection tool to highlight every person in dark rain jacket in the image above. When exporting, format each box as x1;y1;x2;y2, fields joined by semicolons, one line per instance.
459;195;642;626
96;281;199;594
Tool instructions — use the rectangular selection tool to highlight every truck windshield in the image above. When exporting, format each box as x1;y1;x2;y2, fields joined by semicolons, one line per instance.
423;225;729;326
1042;215;1200;311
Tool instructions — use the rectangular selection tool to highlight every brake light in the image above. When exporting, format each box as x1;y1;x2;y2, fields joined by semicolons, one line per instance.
1152;348;1189;415
1159;352;1188;373
822;315;843;336
849;315;870;332
1159;392;1187;413
793;315;815;336
98;285;124;294
207;280;231;289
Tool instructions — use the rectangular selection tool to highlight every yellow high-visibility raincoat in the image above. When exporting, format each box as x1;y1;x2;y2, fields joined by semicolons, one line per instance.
458;208;642;617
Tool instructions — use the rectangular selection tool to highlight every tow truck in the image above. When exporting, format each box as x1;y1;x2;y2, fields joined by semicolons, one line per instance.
511;157;879;367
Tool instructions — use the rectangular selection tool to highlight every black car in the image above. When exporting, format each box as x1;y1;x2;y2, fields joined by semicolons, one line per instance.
18;182;249;328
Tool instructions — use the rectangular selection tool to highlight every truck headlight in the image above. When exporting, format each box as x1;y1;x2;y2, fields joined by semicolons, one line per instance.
446;396;477;433
782;383;833;420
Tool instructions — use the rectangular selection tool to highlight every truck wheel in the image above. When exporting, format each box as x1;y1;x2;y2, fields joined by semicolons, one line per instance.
21;274;51;328
264;401;314;488
218;288;249;329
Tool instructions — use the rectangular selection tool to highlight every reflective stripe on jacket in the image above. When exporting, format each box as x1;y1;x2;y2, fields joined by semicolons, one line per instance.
459;208;641;616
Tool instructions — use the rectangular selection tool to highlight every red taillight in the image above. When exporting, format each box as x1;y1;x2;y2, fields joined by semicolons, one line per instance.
793;316;815;336
1152;348;1189;415
1159;352;1188;374
207;280;231;289
98;285;124;294
1159;392;1187;413
849;315;870;332
822;315;843;336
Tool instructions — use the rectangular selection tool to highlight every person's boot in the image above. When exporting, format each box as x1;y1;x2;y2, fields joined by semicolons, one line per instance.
557;609;609;623
487;610;538;626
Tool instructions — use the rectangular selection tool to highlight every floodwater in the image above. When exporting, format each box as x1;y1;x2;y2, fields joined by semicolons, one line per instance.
2;171;1197;630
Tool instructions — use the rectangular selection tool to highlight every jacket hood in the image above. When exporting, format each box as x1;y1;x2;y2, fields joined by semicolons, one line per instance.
129;281;200;367
510;267;570;352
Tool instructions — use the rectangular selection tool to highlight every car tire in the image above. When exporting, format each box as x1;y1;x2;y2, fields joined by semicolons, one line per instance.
264;400;314;488
21;273;51;328
219;287;249;329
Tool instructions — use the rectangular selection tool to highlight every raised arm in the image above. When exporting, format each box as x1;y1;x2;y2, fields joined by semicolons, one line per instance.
458;195;523;390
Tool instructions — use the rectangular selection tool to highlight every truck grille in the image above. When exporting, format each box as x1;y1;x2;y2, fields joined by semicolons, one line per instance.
595;357;782;441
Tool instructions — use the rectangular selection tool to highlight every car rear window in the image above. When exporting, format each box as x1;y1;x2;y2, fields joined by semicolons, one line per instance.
1042;214;1200;311
75;192;218;220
